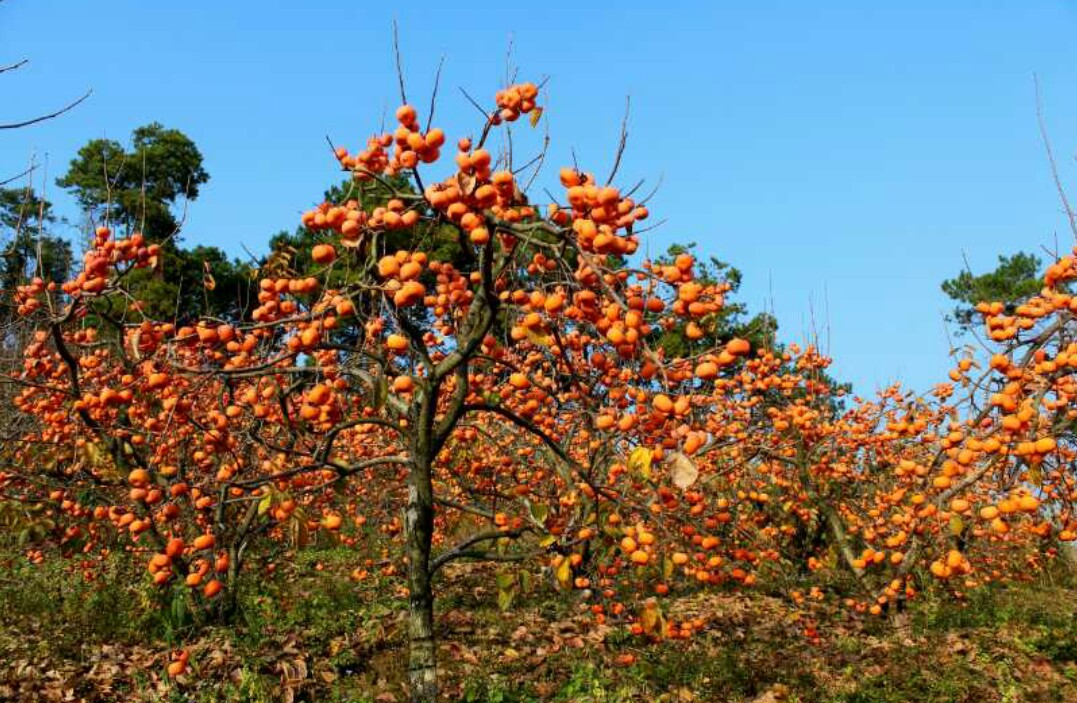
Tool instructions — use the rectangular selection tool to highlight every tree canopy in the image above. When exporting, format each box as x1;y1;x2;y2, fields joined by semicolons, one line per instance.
56;123;208;243
0;187;72;330
941;252;1044;334
56;124;250;322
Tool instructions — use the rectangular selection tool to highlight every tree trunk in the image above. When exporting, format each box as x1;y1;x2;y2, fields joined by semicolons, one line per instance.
218;543;242;624
890;594;912;639
405;459;438;703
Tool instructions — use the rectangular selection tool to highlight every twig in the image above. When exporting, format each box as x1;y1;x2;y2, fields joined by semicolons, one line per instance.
522;134;551;194
0;58;28;75
638;173;665;205
606;96;631;185
392;20;407;105
457;86;488;120
504;34;516;87
622;177;646;198
0;163;36;187
0;89;92;130
1033;74;1077;241
425;56;445;132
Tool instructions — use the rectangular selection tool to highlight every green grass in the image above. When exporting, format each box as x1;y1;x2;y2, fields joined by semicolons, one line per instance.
2;550;1077;702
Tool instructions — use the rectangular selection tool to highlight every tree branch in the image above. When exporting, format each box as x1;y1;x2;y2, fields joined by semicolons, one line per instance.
431;527;530;573
0;89;92;130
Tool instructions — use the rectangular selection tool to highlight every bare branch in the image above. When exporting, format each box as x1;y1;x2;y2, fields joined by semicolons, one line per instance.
431;527;530;573
605;96;631;185
638;173;665;205
457;86;488;120
1033;74;1077;241
0;89;92;130
392;20;407;105
0;58;28;75
0;163;35;187
425;55;445;132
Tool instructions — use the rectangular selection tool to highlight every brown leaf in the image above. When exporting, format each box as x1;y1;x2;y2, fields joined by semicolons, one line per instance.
202;260;216;290
668;452;699;489
454;171;477;197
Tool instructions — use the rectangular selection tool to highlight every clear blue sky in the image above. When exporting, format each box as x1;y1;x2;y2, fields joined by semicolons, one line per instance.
3;1;1077;395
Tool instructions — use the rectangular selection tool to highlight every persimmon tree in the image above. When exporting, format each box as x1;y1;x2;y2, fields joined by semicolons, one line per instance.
3;77;734;701
585;253;1077;634
698;258;1077;622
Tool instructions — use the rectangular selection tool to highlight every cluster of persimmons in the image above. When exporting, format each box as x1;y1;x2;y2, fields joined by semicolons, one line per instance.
1;75;1073;689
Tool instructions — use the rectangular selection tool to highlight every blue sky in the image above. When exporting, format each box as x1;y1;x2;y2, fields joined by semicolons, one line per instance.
3;1;1077;395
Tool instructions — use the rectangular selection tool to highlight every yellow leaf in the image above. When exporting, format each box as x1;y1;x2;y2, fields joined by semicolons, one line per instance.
82;442;106;469
628;447;653;480
529;502;549;525
529;106;544;127
640;604;662;635
826;546;839;569
555;558;572;589
526;328;553;347
949;515;965;536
